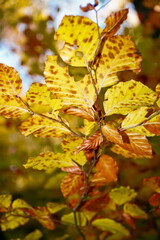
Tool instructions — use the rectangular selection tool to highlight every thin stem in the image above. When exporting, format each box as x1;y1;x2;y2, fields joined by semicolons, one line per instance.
119;109;160;132
97;0;112;12
72;150;98;240
17;95;83;139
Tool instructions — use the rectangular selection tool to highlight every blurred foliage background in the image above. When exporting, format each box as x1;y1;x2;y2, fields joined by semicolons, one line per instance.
0;0;160;239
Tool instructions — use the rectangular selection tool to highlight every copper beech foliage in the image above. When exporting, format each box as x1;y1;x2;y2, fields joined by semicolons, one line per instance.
0;3;160;240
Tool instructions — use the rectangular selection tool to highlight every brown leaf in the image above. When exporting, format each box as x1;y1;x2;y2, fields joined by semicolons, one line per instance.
80;0;99;12
144;121;160;135
76;132;103;153
83;193;110;212
101;9;129;38
149;193;160;207
61;107;96;121
61;166;82;175
102;124;153;158
123;212;136;229
60;173;86;198
92;154;118;184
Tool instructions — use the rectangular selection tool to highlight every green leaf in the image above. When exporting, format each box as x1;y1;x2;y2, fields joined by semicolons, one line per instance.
92;218;130;236
109;186;137;205
104;80;157;116
123;203;148;219
61;212;87;226
45;55;96;109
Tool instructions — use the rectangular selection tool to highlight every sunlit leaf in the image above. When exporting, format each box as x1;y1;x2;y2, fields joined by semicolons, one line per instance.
156;83;160;94
96;38;142;92
149;193;160;207
26;83;62;112
78;119;97;136
121;107;155;136
91;154;118;183
61;212;87;226
23;229;42;240
109;186;137;205
143;176;160;193
19;114;70;138
144;114;160;135
60;173;86;198
102;124;153;158
104;80;157;116
101;9;128;38
0;195;12;213
123;203;148;219
83;193;110;212
55;15;100;66
46;202;67;214
23;152;75;170
76;132;103;152
61;107;96;121
45;55;96;109
92;218;130;236
0;63;22;95
61;165;83;175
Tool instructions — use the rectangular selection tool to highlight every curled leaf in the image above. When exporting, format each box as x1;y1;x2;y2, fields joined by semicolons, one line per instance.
80;0;99;12
123;203;148;219
61;107;96;121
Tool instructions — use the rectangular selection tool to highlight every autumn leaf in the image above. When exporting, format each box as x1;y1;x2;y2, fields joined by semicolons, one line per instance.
60;173;86;198
92;218;130;236
102;124;153;158
101;9;129;38
46;202;67;214
95;38;142;92
149;193;160;207
61;107;96;121
83;193;110;212
104;80;157;116
78;119;97;136
121;107;155;136
45;55;96;109
109;186;137;205
61;165;82;175
0;195;12;213
19;114;70;138
91;154;118;184
123;203;148;219
61;212;87;226
144;114;160;135
143;176;160;193
54;16;100;66
76;132;103;152
23;229;42;240
156;83;160;94
80;0;99;12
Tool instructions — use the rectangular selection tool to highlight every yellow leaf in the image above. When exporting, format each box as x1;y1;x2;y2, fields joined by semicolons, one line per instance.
61;136;87;166
78;119;97;136
61;212;87;226
55;15;100;66
92;218;130;236
95;36;142;92
109;186;137;205
23;229;42;240
156;83;160;94
104;80;157;116
26;83;63;112
12;199;31;209
45;55;96;109
122;107;154;136
0;195;12;211
123;203;148;219
110;144;152;159
0;63;22;95
46;202;67;214
23;152;75;170
19;114;70;138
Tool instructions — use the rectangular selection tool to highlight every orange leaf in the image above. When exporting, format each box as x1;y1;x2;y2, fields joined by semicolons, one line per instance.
143;176;160;193
61;166;82;175
144;118;160;135
60;173;86;198
76;132;103;153
101;9;129;38
61;107;96;121
102;124;153;157
149;193;160;207
92;154;118;184
83;193;110;212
